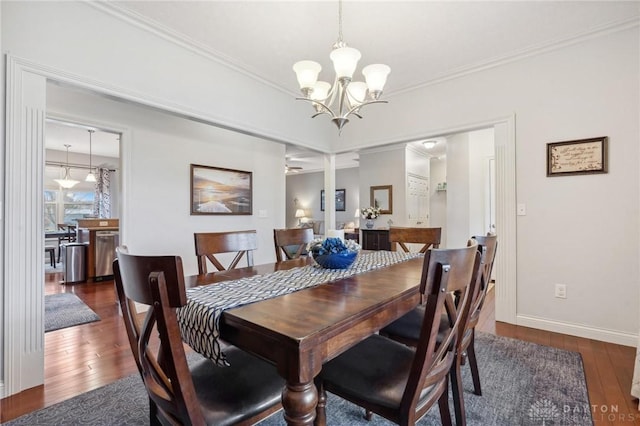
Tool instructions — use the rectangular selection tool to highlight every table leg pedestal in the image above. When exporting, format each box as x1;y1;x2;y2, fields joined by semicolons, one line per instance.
282;381;318;426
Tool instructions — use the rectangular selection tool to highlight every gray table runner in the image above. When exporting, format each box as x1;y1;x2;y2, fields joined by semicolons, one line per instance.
177;251;422;366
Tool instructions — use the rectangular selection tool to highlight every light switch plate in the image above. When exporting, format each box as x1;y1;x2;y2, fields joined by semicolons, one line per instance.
516;204;526;216
258;210;268;218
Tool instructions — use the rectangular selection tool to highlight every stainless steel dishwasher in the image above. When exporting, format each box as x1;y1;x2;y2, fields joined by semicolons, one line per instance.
95;230;119;278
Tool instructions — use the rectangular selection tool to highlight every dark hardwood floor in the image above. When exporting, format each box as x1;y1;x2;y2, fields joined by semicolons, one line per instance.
1;273;639;425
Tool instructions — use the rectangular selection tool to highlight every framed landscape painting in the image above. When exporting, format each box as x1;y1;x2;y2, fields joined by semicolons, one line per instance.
190;164;252;215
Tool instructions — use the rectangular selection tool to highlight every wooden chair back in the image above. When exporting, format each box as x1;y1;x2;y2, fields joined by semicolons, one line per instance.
113;248;202;424
319;242;481;425
56;224;77;262
389;227;441;253
467;233;498;326
57;223;77;241
403;242;480;422
194;230;257;274
273;228;314;262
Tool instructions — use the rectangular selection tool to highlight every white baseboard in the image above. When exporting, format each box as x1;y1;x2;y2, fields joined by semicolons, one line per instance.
0;381;4;399
516;314;638;347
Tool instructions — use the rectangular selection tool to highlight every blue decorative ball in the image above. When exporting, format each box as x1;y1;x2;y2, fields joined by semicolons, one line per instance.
313;250;358;269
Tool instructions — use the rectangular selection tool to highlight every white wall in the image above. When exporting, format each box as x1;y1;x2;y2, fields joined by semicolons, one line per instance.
47;85;286;275
359;147;407;228
0;0;4;392
342;27;640;339
468;128;495;237
429;157;447;246
446;128;494;247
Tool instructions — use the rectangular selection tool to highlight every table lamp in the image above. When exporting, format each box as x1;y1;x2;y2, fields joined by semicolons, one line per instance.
295;209;306;226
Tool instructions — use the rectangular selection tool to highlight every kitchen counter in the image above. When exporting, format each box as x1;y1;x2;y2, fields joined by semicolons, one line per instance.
76;219;119;281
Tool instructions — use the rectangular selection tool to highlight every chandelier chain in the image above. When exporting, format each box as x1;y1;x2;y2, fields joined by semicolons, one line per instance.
337;0;343;43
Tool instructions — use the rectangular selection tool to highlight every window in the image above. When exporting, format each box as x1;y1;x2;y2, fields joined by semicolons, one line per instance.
43;188;95;230
44;190;58;231
63;190;95;223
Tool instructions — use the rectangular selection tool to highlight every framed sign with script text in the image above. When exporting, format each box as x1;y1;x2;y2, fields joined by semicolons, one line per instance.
546;137;608;177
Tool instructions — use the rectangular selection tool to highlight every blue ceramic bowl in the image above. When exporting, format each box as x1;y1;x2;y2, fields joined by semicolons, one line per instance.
312;250;358;269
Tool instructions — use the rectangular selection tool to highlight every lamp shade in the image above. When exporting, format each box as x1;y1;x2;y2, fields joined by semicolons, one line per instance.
311;81;331;101
293;61;322;90
347;81;367;104
354;208;360;218
330;46;361;79
54;167;79;189
362;64;391;92
85;170;97;182
295;209;306;218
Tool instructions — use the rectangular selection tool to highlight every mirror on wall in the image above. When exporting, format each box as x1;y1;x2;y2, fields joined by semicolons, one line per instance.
370;185;393;214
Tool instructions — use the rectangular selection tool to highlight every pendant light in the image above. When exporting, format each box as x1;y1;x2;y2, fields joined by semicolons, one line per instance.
85;129;97;182
292;0;390;132
54;144;79;189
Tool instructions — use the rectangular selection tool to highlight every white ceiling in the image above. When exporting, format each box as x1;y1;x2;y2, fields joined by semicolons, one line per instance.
51;1;639;172
46;120;121;158
110;1;637;96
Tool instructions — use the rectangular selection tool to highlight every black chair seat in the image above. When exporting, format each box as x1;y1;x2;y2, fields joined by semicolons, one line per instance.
192;347;284;426
321;335;436;410
380;306;425;343
383;310;472;347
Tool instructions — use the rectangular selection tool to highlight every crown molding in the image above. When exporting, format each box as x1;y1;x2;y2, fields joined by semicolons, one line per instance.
389;16;639;98
91;3;637;101
89;2;297;98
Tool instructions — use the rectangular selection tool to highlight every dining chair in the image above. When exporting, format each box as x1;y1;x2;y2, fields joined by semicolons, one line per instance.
389;226;442;253
461;234;497;397
113;248;284;426
56;224;77;263
45;246;56;268
379;237;491;426
194;230;258;274
273;227;314;262
316;242;481;426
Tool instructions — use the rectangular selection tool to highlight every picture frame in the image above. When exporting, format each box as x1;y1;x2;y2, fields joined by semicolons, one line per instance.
547;137;608;177
370;185;393;214
320;189;346;212
190;164;252;215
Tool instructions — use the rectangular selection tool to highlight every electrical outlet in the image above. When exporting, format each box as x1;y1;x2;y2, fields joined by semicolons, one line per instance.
555;284;567;299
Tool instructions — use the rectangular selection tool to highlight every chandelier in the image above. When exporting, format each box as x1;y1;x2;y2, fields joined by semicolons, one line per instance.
54;144;79;189
292;0;390;132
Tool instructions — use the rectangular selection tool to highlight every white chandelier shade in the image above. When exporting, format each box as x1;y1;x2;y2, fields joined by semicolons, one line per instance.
292;0;390;132
329;46;361;79
54;169;79;188
54;144;80;189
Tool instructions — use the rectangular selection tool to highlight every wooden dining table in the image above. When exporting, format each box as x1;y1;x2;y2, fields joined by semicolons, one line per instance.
185;254;425;426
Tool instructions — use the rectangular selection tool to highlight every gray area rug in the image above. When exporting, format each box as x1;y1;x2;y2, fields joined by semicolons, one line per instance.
2;333;592;425
45;293;101;332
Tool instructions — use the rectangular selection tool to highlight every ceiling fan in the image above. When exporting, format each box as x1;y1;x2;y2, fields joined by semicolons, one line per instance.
285;165;303;173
